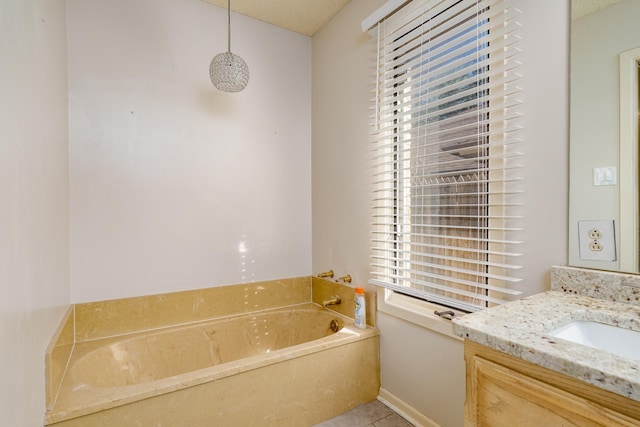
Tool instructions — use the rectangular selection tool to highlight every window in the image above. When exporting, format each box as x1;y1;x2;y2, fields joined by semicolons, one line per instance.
369;0;524;313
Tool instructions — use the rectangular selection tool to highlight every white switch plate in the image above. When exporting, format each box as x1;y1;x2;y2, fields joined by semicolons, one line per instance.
578;220;616;261
593;167;617;186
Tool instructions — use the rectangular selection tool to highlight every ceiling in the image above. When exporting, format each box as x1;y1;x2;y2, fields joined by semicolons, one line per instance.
202;0;353;36
203;1;625;34
571;0;623;20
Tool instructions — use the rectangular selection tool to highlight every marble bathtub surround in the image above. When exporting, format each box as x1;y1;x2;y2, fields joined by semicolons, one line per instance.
312;277;376;327
48;334;379;427
46;303;380;426
45;306;74;411
453;265;640;401
75;276;311;341
45;276;381;426
45;277;311;416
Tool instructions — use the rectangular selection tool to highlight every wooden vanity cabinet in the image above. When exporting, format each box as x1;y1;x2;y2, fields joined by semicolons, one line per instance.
464;341;640;427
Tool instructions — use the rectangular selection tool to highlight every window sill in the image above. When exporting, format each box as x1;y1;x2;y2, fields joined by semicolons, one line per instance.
376;287;464;341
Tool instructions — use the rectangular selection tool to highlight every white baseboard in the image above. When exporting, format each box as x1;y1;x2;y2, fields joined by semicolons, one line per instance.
377;388;441;427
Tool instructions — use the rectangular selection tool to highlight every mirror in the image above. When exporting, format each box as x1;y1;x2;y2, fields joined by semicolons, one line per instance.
569;0;640;273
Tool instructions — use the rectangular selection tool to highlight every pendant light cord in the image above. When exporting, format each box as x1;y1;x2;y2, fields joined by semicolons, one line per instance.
227;0;231;53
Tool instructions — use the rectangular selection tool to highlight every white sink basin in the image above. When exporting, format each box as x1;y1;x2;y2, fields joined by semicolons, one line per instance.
549;321;640;361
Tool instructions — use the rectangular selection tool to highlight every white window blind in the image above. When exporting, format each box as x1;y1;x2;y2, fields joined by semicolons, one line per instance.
368;0;524;313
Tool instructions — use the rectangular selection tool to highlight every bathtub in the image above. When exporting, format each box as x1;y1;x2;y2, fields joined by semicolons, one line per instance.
45;303;380;426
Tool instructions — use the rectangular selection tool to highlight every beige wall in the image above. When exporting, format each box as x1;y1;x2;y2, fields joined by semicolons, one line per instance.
312;1;570;425
0;0;70;424
67;0;312;302
311;0;386;283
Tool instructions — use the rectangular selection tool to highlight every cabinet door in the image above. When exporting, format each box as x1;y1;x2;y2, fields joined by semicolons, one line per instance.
467;355;638;427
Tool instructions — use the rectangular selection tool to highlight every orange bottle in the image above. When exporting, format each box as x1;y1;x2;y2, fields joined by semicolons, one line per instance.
354;287;366;329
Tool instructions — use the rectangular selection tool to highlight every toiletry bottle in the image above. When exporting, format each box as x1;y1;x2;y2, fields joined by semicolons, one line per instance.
354;287;366;329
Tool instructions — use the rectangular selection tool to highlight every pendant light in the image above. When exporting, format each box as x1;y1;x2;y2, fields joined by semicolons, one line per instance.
209;0;249;92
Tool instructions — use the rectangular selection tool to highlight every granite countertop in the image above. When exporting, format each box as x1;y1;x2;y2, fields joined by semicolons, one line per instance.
452;266;640;401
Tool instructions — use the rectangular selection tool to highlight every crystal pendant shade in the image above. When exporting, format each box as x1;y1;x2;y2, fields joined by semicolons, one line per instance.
209;0;249;93
210;52;249;93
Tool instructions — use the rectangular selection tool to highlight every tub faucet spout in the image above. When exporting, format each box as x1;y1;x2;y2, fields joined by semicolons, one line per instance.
322;295;342;307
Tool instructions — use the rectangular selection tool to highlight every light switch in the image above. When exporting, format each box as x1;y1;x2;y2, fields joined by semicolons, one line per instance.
593;167;617;186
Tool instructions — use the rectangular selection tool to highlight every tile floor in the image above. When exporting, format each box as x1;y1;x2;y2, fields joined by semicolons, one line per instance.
314;400;414;427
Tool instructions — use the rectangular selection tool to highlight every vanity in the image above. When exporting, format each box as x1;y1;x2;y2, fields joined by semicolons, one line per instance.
453;266;640;426
450;0;640;424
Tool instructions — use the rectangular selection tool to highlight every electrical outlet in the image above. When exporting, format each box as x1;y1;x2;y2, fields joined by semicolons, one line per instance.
588;228;602;240
578;220;616;261
588;240;603;252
